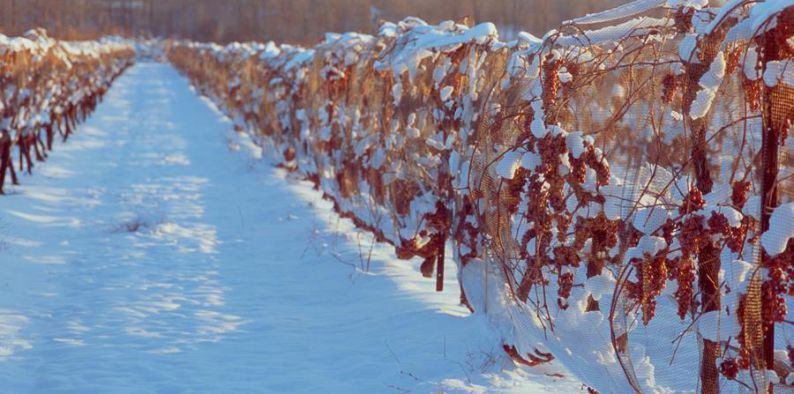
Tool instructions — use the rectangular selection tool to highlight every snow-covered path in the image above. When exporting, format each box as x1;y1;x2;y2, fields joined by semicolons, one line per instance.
0;63;578;393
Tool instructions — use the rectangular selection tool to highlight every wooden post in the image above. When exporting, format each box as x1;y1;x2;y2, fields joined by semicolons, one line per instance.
682;39;720;394
0;130;11;194
436;234;445;292
678;5;742;388
758;6;793;390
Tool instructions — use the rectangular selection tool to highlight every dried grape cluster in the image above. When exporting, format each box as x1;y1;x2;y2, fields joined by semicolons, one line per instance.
509;121;614;306
662;73;678;104
720;357;740;380
0;30;134;193
165;1;794;391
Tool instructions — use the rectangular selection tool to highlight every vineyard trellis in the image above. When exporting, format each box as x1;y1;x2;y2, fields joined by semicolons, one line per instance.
159;0;793;392
0;29;135;194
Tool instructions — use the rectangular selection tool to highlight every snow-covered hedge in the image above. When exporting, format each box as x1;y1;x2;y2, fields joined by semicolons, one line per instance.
168;1;794;392
0;29;135;193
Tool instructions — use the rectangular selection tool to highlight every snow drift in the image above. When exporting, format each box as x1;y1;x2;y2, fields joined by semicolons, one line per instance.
166;1;794;392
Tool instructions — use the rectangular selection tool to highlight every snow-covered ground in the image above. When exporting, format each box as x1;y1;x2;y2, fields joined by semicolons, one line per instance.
0;63;581;393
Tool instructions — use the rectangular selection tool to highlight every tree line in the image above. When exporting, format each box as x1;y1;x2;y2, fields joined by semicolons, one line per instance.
0;0;628;44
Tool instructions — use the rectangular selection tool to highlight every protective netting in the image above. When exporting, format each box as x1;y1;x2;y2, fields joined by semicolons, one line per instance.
167;1;794;392
0;29;135;194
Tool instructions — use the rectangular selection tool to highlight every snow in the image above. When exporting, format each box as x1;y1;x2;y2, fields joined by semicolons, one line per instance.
743;48;759;80
748;0;794;34
690;51;726;119
697;310;731;342
380;20;498;80
496;151;523;179
728;260;754;287
691;87;715;119
565;132;586;159
704;0;745;34
602;184;628;220
558;67;572;83
557;16;673;47
521;152;542;171
679;34;698;62
665;0;708;8
742;195;761;220
391;82;402;105
440;85;454;101
565;0;664;25
761;202;794;257
765;369;781;385
632;206;669;235
517;32;542;47
585;271;616;301
706;205;742;227
67;2;794;390
529;100;547;138
0;63;580;393
530;116;546;138
763;60;794;88
628;235;667;260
